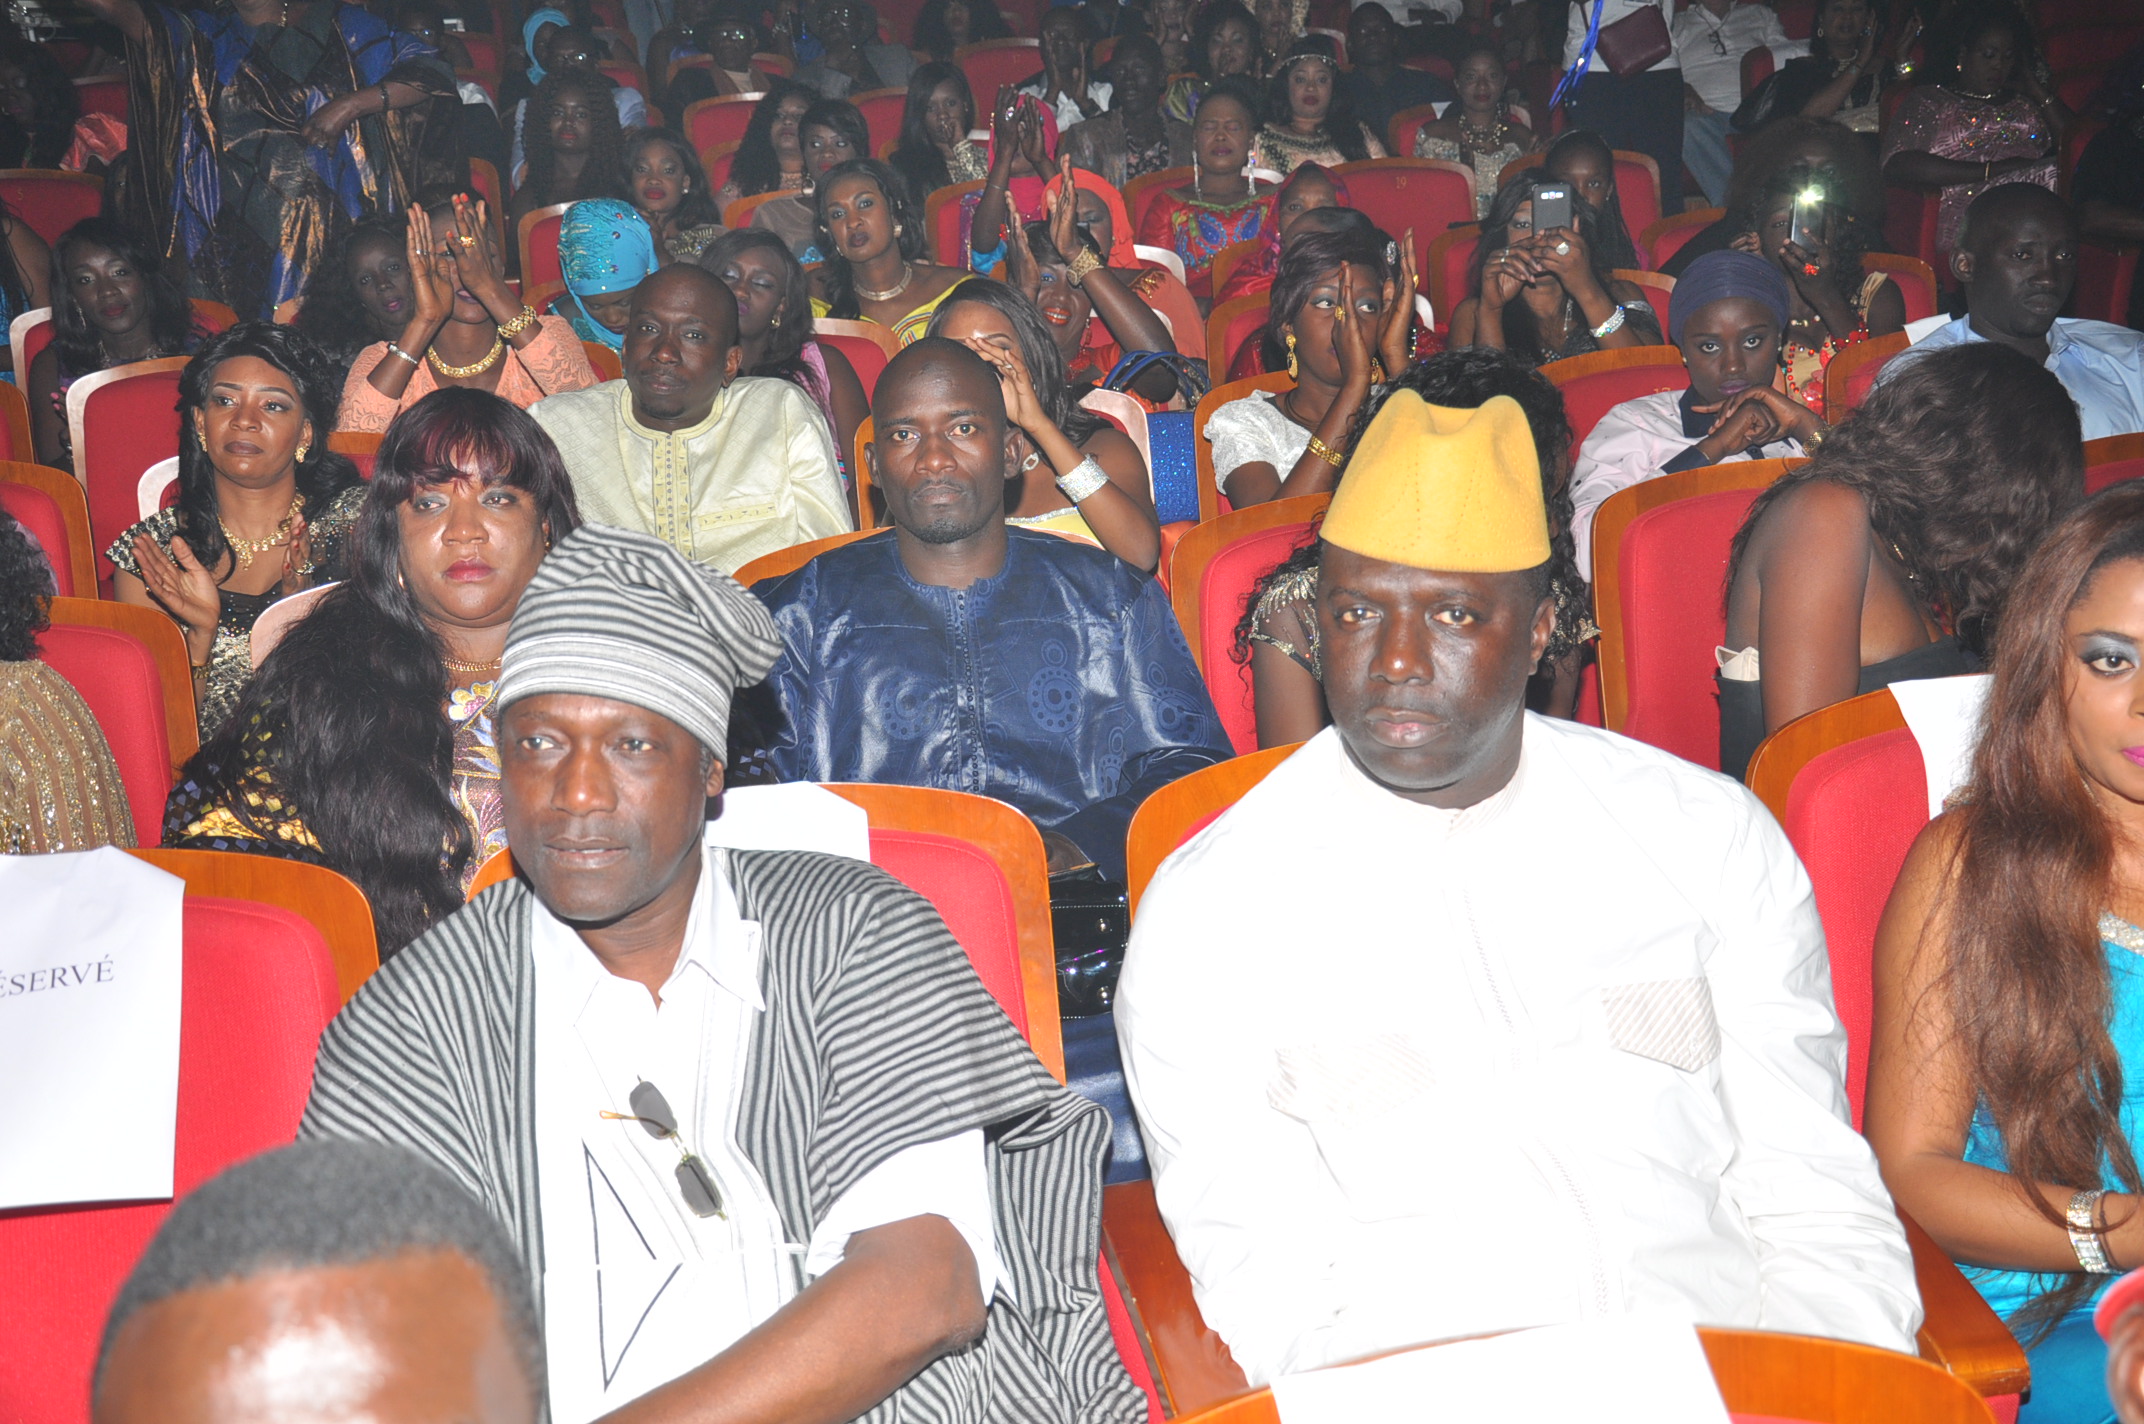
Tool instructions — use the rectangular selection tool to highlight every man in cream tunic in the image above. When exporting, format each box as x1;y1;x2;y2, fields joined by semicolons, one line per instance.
1115;392;1922;1386
533;265;851;575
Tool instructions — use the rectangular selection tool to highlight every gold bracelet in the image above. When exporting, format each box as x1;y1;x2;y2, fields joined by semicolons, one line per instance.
1305;434;1344;467
1065;246;1104;287
496;305;540;340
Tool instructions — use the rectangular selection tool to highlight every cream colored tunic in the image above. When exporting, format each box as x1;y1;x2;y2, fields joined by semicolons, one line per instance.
531;378;851;575
0;659;136;853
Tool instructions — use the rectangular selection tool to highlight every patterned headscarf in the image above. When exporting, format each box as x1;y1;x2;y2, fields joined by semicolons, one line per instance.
558;200;660;350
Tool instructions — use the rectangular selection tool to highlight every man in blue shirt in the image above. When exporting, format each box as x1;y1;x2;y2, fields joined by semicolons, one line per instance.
1890;183;2144;441
752;339;1231;880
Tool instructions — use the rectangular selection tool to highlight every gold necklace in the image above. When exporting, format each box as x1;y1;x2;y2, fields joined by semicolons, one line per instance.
441;653;503;673
219;494;301;570
853;262;914;302
428;334;506;379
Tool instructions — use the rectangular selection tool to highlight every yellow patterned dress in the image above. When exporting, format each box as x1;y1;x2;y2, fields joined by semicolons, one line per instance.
0;659;137;853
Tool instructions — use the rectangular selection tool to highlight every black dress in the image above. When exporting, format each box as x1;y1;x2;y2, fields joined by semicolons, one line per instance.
1717;634;1979;783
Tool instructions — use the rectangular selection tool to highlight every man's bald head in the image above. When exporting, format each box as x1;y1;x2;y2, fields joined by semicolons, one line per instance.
1954;184;2078;347
624;264;742;430
868;337;1018;549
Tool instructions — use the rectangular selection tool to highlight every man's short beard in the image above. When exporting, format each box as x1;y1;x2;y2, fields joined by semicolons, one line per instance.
907;506;997;544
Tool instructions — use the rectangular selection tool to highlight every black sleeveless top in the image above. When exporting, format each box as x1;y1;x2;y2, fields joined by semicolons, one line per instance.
1717;635;1979;784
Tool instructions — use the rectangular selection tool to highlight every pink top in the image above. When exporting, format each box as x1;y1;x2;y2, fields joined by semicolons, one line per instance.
1882;87;2058;262
337;316;600;432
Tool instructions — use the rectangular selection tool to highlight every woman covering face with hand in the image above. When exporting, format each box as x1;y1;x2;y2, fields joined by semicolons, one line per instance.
108;322;366;739
341;194;600;431
164;387;583;958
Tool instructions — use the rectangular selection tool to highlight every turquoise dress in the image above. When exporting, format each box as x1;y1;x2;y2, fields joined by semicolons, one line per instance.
1961;913;2144;1424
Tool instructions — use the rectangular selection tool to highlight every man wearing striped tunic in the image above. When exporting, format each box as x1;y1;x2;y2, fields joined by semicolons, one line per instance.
302;522;1143;1424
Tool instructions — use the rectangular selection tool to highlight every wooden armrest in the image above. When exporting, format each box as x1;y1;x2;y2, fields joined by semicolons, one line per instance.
1904;1208;2030;1399
1102;1180;1250;1416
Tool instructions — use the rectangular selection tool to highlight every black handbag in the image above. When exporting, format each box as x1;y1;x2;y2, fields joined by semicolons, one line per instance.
1050;865;1130;1018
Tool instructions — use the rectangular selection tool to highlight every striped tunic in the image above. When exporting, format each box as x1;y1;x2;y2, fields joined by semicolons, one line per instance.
303;849;1144;1423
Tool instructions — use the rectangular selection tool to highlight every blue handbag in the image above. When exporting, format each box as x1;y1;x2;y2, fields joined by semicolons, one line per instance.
1102;351;1212;526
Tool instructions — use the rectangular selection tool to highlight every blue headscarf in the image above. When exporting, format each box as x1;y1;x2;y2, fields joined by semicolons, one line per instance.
523;8;570;85
559;200;661;350
1669;250;1793;345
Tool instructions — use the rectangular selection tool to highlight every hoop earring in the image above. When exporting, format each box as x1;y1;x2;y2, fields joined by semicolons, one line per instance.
1285;330;1298;379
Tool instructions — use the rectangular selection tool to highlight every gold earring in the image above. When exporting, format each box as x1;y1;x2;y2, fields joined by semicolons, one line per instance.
1285;330;1298;379
770;311;782;328
295;441;310;463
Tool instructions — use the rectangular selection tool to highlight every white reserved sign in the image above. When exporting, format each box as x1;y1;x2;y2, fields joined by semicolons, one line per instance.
0;848;185;1210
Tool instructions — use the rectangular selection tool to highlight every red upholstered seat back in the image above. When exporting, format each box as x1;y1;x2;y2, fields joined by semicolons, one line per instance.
1196;520;1318;755
0;897;340;1424
1615;485;1762;770
15;308;52;387
1780;729;1928;1126
75;366;183;593
867;827;1031;1043
0;173;101;246
2088;457;2144;496
853;88;906;156
684;94;762;155
1332;160;1476;276
1556;361;1690;461
955;41;1043;118
818;330;890;402
523;209;567;289
71;76;127;121
2;482;77;597
2077;241;2139;327
1611;156;1661;256
1883;185;1940;270
36;622;174;837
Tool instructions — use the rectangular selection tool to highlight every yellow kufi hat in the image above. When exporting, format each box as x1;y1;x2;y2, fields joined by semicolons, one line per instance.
1319;391;1549;573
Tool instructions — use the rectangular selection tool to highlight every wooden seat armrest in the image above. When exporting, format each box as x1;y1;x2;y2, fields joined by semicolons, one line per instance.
1101;1181;1251;1416
1904;1208;2030;1399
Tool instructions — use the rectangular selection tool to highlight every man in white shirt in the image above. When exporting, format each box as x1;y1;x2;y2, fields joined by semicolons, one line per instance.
1671;0;1792;204
1886;183;2144;441
1018;8;1112;132
1116;390;1921;1387
305;522;1144;1424
1569;249;1824;577
531;266;851;576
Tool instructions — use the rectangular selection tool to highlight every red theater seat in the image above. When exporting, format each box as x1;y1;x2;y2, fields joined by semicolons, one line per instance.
0;461;96;597
1332;157;1478;277
683;93;765;156
38;596;198;837
1542;346;1690;464
812;318;898;403
954;39;1043;115
64;357;189;595
1166;495;1330;755
1592;459;1801;771
0;169;102;246
2086;432;2144;496
0;884;341;1424
516;202;572;290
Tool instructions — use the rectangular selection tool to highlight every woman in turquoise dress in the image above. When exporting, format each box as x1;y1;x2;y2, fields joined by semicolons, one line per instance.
1868;481;2144;1424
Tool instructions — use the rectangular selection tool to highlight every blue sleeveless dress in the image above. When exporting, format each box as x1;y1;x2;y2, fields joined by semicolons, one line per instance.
1961;913;2144;1424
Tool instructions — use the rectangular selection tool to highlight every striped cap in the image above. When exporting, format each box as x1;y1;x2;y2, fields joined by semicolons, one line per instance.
497;522;781;756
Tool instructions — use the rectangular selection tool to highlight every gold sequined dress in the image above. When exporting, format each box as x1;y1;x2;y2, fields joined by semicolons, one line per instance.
105;484;367;741
0;659;137;853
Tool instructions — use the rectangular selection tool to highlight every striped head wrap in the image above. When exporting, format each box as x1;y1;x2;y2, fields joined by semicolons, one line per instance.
497;523;782;756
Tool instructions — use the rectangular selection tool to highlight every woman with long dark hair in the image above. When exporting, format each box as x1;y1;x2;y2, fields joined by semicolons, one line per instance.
1867;480;2144;1424
701;228;870;496
108;323;366;738
810;157;965;340
1448;173;1660;366
622;126;725;264
164;387;583;957
29;217;184;470
716;81;818;211
742;94;872;261
888;61;986;201
507;68;628;227
1255;38;1382;176
1164;0;1263;123
0;41;103;169
293;218;415;369
927;276;1160;571
1718;341;2085;779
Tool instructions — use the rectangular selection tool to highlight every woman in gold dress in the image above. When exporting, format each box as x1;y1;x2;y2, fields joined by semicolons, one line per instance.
163;387;582;958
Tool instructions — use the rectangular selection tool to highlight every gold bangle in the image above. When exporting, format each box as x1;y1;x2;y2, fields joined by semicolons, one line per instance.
1305;434;1344;467
496;305;540;340
1065;245;1104;286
